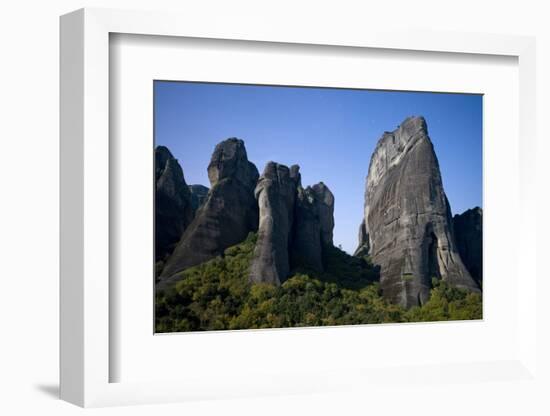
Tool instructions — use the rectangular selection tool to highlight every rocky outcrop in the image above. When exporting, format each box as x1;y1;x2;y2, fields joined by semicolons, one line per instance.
248;162;300;285
158;138;259;286
356;116;479;308
188;184;209;213
249;162;336;284
207;138;259;190
453;207;483;288
292;186;324;273
155;146;194;261
291;182;335;272
312;182;335;246
354;220;369;258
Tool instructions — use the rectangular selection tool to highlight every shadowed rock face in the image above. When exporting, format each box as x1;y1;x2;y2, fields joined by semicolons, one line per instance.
155;146;194;261
249;162;336;283
188;184;209;214
453;207;483;288
311;182;335;246
207;138;259;190
357;116;479;308
158;138;259;286
354;219;369;258
249;162;300;285
292;186;323;272
292;182;335;272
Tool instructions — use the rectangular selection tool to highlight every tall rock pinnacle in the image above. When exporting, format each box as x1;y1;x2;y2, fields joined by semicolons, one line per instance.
248;161;336;285
158;138;259;287
249;162;301;285
291;182;335;273
453;207;483;288
357;116;479;308
155;146;194;261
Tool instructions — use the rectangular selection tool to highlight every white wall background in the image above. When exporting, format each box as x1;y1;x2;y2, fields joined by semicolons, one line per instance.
1;1;548;415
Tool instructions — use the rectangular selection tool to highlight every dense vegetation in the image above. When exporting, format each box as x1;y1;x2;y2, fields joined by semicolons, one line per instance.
155;233;482;332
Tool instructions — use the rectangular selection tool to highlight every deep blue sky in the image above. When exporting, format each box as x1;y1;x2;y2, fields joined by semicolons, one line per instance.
154;81;482;254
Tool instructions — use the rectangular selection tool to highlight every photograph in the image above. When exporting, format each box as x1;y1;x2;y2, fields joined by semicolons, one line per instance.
2;1;543;413
154;81;483;333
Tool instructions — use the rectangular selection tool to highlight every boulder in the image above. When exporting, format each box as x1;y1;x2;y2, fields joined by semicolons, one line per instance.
155;146;194;261
356;116;479;308
249;162;300;285
158;138;259;287
453;207;483;288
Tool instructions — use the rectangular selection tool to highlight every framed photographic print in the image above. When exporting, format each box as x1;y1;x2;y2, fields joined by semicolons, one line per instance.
60;8;539;409
153;81;483;333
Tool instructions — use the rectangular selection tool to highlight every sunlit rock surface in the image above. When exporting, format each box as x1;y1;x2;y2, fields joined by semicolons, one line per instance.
357;116;479;308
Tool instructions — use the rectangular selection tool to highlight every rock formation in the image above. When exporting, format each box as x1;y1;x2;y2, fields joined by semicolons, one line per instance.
453;207;483;288
292;186;324;273
354;220;369;258
155;146;194;261
158;138;259;286
249;162;336;284
188;184;209;214
291;182;335;272
248;162;301;285
312;182;335;247
356;116;479;308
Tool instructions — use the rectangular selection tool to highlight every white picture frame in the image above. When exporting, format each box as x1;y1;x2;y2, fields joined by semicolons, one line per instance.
60;7;538;408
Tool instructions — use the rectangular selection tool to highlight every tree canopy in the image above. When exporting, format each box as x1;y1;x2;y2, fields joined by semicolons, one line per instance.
156;233;482;333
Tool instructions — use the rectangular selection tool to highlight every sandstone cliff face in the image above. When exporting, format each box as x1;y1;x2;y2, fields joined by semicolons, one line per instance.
453;207;483;288
248;162;300;285
155;146;194;261
158;139;259;286
358;116;479;308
